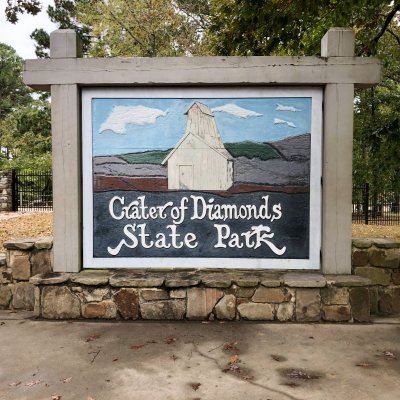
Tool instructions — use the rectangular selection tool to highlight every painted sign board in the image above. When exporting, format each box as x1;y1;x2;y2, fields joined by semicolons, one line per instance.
82;87;322;269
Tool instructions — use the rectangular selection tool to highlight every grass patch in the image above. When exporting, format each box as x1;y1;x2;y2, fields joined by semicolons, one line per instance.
225;141;281;160
120;149;171;164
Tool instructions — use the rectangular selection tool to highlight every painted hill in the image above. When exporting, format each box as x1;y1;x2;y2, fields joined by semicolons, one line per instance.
267;133;310;161
224;141;280;160
93;133;311;186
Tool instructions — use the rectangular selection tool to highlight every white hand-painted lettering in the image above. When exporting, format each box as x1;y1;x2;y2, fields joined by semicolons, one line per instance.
107;223;198;255
213;224;286;255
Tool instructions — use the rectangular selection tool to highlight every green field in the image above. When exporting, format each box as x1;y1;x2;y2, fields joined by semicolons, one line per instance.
120;149;170;164
119;141;281;164
224;141;281;160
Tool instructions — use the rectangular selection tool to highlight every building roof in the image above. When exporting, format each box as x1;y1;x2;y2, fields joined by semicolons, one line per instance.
162;101;232;165
185;101;214;116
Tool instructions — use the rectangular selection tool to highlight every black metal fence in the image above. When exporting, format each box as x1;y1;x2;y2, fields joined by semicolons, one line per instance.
352;183;400;225
12;169;53;211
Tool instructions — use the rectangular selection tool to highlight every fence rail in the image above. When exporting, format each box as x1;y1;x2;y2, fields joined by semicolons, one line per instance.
12;169;53;211
352;183;400;225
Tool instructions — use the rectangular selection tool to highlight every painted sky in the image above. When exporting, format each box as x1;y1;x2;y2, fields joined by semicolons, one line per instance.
92;97;312;156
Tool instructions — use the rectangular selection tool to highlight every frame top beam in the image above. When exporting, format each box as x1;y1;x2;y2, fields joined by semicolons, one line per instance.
24;55;382;91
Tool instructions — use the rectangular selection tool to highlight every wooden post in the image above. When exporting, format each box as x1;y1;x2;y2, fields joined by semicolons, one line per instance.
50;30;82;272
321;28;355;274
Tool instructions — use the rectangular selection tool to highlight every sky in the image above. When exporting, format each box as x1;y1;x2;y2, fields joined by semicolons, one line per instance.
92;97;312;156
0;0;57;59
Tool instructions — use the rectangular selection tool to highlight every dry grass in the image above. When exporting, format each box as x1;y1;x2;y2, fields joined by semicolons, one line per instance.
0;211;399;252
0;212;53;251
352;223;400;240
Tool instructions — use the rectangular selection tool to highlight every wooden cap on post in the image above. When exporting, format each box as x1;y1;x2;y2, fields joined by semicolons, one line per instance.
321;28;355;57
50;29;83;58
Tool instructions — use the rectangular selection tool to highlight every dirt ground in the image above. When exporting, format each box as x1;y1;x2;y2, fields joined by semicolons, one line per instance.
0;212;52;250
0;211;399;251
352;223;400;240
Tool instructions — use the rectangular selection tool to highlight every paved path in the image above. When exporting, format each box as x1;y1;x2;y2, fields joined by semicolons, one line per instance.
0;311;399;400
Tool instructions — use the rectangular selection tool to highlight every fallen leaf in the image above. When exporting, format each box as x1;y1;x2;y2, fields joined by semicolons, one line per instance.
223;363;241;373
356;361;374;368
284;369;320;380
130;343;145;350
282;381;301;388
190;382;201;391
223;341;240;354
112;358;119;362
25;379;41;387
165;336;176;344
229;354;239;364
383;351;396;359
271;354;286;362
61;377;72;383
8;381;21;387
85;333;101;342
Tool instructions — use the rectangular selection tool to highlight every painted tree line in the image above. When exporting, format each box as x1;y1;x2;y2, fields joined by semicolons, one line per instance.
1;0;399;192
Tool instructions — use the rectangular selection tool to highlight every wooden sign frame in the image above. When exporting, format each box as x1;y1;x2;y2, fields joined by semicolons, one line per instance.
82;87;322;269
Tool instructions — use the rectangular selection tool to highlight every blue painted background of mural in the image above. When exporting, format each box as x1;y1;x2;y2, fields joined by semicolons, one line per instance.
92;97;312;156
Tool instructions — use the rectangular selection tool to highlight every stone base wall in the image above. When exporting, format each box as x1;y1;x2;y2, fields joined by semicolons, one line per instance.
352;238;400;315
1;237;399;321
0;171;12;211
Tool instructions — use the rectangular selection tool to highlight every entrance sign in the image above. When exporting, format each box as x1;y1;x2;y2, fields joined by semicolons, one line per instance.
23;28;382;273
82;87;322;269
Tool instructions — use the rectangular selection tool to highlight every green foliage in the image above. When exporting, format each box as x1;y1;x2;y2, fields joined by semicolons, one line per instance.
29;0;91;58
5;0;41;23
353;27;400;191
206;1;398;57
225;141;280;160
0;100;52;170
0;43;31;119
75;0;207;57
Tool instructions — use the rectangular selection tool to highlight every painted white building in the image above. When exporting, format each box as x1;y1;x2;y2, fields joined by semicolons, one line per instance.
162;102;234;191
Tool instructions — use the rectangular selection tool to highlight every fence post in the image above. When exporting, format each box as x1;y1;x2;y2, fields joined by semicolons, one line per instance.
364;182;369;225
11;169;18;211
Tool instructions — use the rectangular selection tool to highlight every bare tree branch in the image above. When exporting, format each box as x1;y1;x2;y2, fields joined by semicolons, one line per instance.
107;9;146;51
372;3;400;45
387;28;400;47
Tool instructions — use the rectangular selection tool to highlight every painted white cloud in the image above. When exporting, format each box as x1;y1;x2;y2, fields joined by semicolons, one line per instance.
99;105;168;134
211;104;262;118
274;118;297;128
275;104;302;112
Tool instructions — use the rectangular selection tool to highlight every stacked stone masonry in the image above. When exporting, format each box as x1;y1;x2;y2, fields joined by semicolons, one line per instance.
0;171;12;211
1;237;399;321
